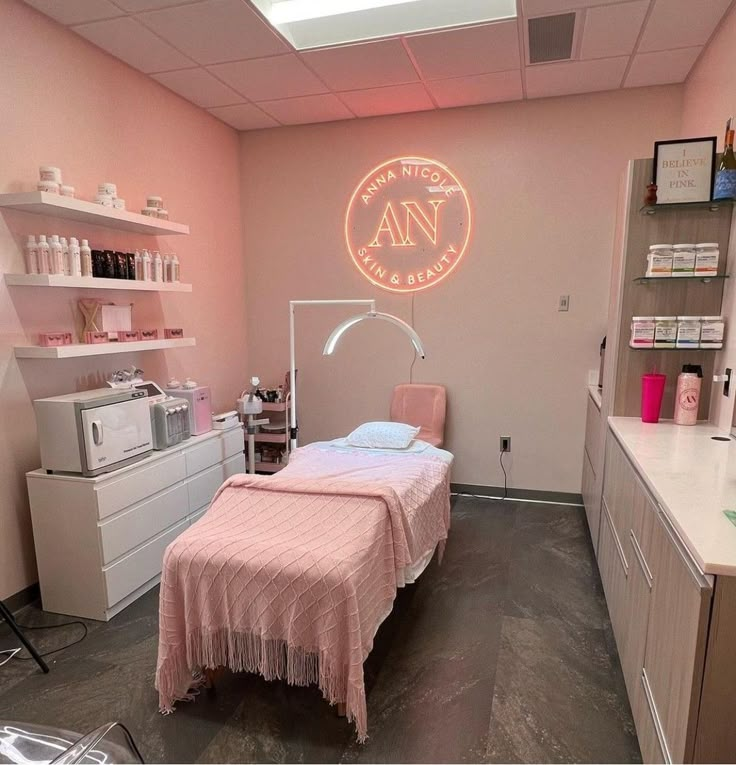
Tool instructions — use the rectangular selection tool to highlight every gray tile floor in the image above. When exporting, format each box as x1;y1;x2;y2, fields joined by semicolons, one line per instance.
0;497;641;764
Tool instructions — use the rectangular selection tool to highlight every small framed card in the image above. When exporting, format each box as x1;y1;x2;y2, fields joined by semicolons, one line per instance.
653;137;717;204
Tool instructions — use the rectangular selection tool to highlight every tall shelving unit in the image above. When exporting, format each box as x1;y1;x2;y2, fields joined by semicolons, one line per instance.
1;192;194;359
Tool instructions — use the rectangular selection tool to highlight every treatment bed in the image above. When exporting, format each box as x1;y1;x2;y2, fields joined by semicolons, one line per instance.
155;437;453;742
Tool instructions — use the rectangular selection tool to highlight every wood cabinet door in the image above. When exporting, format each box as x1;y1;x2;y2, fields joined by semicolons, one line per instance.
602;433;634;567
584;395;601;472
582;448;600;551
643;513;712;763
598;499;629;655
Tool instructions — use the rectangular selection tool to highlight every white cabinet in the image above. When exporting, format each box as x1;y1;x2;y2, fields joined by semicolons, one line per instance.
581;390;604;551
27;426;244;621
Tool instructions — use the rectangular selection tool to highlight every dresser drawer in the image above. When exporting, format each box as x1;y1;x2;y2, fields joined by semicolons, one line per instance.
584;394;601;473
103;518;188;608
185;429;243;476
187;453;244;513
98;482;189;565
95;452;186;520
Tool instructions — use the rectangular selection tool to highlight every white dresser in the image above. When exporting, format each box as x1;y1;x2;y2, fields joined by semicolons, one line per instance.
27;425;245;621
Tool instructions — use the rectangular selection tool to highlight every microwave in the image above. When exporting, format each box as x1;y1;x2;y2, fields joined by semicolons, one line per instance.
34;388;153;476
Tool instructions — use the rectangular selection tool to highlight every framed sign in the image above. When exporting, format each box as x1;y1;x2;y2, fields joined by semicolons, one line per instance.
653;137;717;204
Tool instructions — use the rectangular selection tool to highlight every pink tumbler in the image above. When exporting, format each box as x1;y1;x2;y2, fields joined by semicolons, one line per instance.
641;373;666;423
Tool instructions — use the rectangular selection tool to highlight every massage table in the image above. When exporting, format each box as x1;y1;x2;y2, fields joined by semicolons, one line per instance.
155;437;453;742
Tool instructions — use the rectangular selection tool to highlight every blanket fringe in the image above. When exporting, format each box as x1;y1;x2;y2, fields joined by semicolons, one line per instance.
156;628;368;743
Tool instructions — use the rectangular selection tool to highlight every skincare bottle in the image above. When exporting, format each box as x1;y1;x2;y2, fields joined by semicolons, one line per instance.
171;254;180;282
80;239;92;277
37;235;50;274
49;235;64;275
163;254;171;282
674;365;703;426
153;250;163;282
142;249;152;281
59;237;70;275
69;237;82;277
24;235;39;274
134;250;142;280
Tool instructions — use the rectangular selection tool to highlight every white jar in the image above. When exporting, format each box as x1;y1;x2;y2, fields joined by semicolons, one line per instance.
113;198;126;210
94;193;114;207
695;243;719;277
37;180;59;194
630;316;655;348
654;316;677;348
39;166;62;183
155;208;169;220
97;182;117;196
60;184;75;198
672;244;696;277
646;244;673;277
676;316;701;348
147;195;163;209
141;207;158;217
700;316;725;348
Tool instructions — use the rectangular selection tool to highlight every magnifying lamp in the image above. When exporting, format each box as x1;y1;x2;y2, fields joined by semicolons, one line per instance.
322;311;425;358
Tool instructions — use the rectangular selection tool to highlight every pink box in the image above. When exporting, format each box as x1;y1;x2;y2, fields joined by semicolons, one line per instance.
39;332;67;347
84;331;108;344
117;330;141;342
164;327;183;339
140;328;159;340
63;332;73;345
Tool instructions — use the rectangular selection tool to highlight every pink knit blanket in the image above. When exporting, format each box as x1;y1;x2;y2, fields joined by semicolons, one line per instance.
155;446;451;742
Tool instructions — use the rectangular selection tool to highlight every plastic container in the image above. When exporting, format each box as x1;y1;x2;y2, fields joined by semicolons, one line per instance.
60;185;75;198
49;235;64;275
641;373;666;423
39;166;62;183
69;237;81;277
694;243;719;277
700;316;725;349
94;193;114;207
97;182;117;196
37;235;50;274
170;254;180;282
654;316;677;349
141;207;158;217
674;365;702;425
80;239;92;277
24;235;38;274
59;236;70;275
146;195;163;209
37;180;59;194
630;316;655;348
676;316;701;349
672;244;696;277
141;249;152;281
646;244;673;277
153;251;163;282
113;198;126;210
155;208;169;220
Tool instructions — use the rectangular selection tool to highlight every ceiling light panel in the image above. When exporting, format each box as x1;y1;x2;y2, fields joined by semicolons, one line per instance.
251;0;517;50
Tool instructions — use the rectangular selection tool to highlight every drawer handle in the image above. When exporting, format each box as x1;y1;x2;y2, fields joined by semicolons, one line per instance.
92;420;104;445
630;531;653;588
641;669;673;764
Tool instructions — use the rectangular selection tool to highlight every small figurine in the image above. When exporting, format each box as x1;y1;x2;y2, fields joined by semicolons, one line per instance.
644;183;658;206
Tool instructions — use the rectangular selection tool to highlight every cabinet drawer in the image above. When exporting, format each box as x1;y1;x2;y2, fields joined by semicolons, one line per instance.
185;429;243;476
631;476;657;578
189;506;208;526
584;394;601;472
187;453;244;513
95;452;186;520
103;518;188;608
98;482;189;565
643;513;711;763
597;499;628;653
582;448;600;551
602;433;634;567
638;670;668;765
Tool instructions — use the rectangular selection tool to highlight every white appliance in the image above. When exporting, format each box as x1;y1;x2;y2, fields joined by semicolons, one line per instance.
34;388;153;476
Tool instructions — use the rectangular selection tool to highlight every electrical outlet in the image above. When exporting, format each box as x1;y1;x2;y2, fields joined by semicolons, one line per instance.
558;294;570;312
500;436;511;453
725;368;732;398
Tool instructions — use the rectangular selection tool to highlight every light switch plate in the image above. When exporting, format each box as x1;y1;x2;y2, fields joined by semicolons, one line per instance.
558;294;570;312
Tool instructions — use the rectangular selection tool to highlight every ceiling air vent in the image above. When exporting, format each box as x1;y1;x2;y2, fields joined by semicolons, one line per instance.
528;12;576;64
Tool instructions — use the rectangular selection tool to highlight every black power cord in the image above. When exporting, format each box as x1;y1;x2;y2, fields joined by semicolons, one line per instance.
6;620;88;661
499;451;508;500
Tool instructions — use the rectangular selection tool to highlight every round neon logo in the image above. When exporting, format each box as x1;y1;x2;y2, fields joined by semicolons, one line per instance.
345;156;471;293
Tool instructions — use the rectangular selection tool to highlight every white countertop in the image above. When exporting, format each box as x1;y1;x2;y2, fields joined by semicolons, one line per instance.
608;417;736;576
588;385;602;410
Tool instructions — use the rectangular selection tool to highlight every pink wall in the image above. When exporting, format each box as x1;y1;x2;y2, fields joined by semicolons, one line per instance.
0;0;247;599
240;85;683;493
680;4;736;432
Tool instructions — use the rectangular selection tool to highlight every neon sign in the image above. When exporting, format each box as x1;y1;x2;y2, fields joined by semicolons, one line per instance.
345;156;471;293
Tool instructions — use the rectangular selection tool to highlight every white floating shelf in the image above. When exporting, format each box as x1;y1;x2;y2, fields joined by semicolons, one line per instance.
0;192;189;235
5;273;192;292
14;337;196;359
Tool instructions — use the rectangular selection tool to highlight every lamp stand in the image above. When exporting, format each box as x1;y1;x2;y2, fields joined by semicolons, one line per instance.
0;599;49;673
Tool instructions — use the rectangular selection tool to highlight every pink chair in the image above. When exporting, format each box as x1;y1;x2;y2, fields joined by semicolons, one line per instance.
390;384;447;448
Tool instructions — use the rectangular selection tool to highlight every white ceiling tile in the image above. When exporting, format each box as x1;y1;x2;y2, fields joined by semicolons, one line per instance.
301;39;418;92
112;0;193;10
581;1;649;59
257;94;354;125
72;17;195;73
137;0;289;65
525;56;629;98
625;46;703;88
208;55;328;101
426;70;523;108
152;67;243;107
207;103;279;130
639;0;733;52
522;0;631;14
23;0;123;25
339;83;434;118
406;21;520;80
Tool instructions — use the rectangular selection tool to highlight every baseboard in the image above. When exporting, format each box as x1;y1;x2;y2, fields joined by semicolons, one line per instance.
451;483;583;506
3;583;40;614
